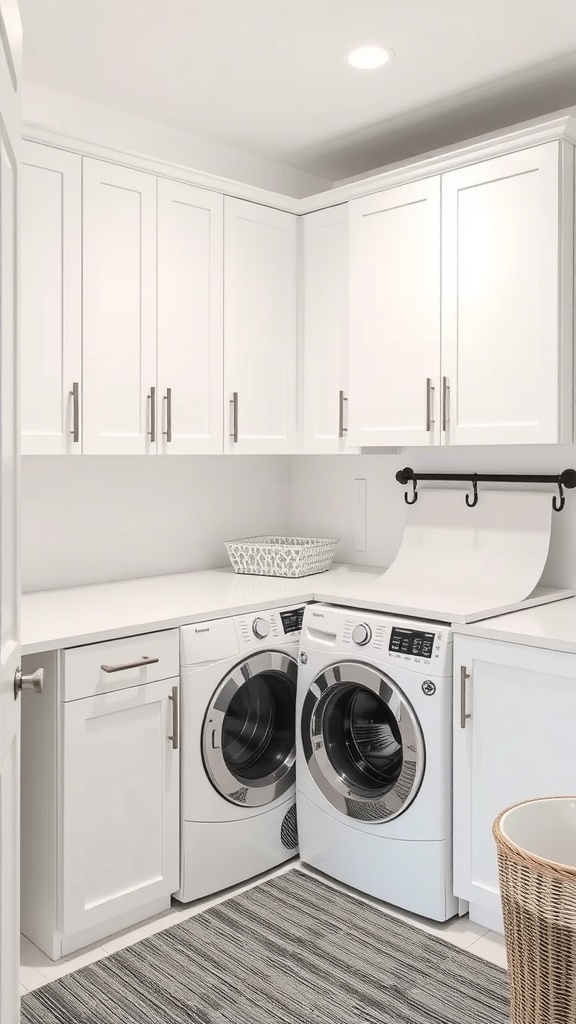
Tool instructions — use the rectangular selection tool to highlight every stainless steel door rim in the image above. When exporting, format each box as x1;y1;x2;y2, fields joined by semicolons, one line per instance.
202;650;297;807
301;660;425;822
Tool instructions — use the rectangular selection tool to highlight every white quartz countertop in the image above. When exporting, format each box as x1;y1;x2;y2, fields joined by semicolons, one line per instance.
452;596;576;654
21;563;383;655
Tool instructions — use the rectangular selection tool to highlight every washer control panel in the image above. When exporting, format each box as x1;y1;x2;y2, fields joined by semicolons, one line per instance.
252;617;271;639
234;604;306;649
389;627;435;658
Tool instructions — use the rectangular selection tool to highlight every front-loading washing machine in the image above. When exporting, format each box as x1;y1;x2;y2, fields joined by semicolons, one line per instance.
297;603;458;921
175;603;305;902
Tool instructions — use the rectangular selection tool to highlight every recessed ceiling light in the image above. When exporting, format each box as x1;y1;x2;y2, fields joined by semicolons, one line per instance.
347;46;394;70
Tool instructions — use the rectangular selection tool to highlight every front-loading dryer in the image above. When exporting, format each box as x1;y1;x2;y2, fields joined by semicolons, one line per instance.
176;603;305;902
297;603;458;921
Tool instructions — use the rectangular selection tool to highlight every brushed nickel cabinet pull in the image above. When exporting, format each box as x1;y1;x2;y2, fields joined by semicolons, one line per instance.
148;386;156;443
426;378;435;432
101;655;160;674
230;392;239;443
460;665;471;729
338;391;348;438
14;667;44;698
163;388;172;443
169;685;179;750
442;376;450;433
70;382;80;443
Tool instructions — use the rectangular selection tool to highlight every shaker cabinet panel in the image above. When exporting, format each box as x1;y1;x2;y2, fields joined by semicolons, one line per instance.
453;635;576;931
82;159;157;454
61;677;179;937
157;179;223;454
442;142;573;445
21;142;82;454
348;178;441;447
302;205;351;453
224;197;297;454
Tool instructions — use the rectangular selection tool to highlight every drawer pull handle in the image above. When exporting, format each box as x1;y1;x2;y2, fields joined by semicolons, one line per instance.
101;656;160;673
163;388;172;443
338;390;348;438
230;392;239;442
169;685;179;750
70;382;80;443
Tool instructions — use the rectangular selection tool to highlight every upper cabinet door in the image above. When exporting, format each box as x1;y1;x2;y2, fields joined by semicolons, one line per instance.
442;142;573;445
224;198;297;454
302;205;351;454
21;142;82;455
82;159;157;454
157;180;223;454
348;178;441;447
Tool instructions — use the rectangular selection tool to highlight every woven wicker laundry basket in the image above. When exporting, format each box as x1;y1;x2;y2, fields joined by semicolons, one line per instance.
493;797;576;1024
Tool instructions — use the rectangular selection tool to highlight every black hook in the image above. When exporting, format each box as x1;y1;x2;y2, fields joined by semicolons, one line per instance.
465;475;479;508
404;477;418;505
553;476;565;513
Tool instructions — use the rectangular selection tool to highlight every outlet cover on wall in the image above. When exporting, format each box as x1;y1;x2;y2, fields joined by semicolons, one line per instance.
353;478;367;551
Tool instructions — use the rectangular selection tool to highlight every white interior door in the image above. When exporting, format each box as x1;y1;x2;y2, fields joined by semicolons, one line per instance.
441;142;573;445
0;1;21;1018
224;197;297;454
21;142;82;454
157;179;223;454
82;158;157;454
348;178;441;447
62;679;179;937
301;205;351;453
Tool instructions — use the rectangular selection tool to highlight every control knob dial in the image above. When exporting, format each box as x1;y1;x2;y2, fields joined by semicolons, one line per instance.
352;623;372;646
252;617;271;640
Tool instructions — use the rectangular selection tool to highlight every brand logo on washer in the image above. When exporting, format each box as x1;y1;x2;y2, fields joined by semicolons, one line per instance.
422;680;436;696
194;627;210;634
311;612;324;618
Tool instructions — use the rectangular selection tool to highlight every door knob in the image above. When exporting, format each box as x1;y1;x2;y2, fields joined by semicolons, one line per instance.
14;667;44;698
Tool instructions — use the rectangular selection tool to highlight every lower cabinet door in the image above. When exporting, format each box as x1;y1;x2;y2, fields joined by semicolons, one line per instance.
453;636;576;922
61;678;179;937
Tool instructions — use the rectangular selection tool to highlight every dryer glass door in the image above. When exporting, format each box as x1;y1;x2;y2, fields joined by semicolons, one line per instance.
203;650;297;807
301;662;425;822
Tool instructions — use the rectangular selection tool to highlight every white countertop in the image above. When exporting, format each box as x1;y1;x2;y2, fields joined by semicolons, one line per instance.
453;596;576;654
21;563;383;655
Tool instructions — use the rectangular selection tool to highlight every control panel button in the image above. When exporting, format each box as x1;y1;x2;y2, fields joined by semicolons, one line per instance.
352;623;372;646
252;617;271;640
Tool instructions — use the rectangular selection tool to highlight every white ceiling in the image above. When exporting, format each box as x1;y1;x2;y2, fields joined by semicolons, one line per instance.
19;0;576;180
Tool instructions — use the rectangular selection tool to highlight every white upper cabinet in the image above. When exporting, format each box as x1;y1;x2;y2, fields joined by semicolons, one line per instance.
224;197;297;454
82;159;157;455
157;180;223;454
442;142;573;445
348;178;442;447
21;142;82;454
302;205;351;453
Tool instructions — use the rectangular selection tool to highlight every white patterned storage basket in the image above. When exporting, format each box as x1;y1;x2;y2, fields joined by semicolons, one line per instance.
225;536;338;578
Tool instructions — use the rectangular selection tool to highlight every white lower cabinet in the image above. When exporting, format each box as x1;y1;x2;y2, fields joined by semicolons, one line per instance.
21;631;180;959
453;635;576;932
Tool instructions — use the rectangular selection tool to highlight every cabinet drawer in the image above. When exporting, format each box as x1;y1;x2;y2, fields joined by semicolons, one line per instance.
63;630;179;701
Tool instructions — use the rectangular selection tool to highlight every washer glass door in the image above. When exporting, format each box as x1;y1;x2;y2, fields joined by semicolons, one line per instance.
203;650;297;807
301;662;425;822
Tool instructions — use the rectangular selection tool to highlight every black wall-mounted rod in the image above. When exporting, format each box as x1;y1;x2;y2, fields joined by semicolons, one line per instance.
395;468;576;488
395;467;576;512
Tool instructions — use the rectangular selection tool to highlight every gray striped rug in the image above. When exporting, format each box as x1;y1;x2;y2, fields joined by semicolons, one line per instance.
22;869;509;1023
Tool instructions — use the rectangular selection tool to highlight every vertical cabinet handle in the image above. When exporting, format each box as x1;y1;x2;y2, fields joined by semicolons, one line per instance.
338;391;348;438
460;666;471;729
163;388;172;443
148;386;156;443
168;685;179;750
442;376;450;433
70;382;80;443
230;392;239;443
425;378;435;433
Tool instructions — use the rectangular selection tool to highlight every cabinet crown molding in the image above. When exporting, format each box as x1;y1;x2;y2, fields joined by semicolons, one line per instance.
24;113;576;216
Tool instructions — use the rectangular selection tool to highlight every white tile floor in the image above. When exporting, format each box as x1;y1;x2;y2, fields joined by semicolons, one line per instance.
20;861;507;995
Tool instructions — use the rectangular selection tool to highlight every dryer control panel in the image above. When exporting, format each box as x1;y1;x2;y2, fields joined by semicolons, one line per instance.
235;603;306;650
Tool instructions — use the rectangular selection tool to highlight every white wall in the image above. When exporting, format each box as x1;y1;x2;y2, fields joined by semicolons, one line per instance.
289;446;576;590
23;81;331;199
21;456;291;593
